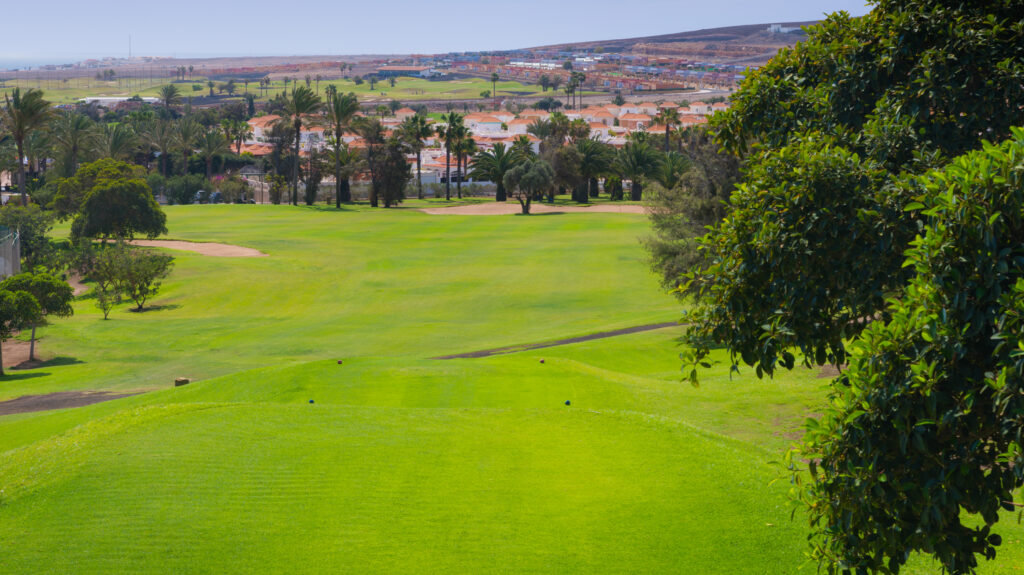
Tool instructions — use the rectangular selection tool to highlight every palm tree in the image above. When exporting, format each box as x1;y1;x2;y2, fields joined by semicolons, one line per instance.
652;151;689;190
198;129;230;180
325;91;359;206
616;140;661;201
452;134;476;199
275;85;322;205
511;135;536;162
469;143;520;202
173;118;202;175
490;72;499;109
51;111;93;177
399;114;434;200
93;123;138;161
207;80;215;97
437;112;464;201
230;120;252;155
158;84;181;111
655;107;680;152
351;116;385;207
576;138;614;199
0;88;53;204
140;120;173;177
315;74;322;94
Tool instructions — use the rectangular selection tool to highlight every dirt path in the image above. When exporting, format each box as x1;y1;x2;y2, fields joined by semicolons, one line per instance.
2;338;39;370
0;391;142;416
128;240;267;257
432;321;680;359
420;203;647;215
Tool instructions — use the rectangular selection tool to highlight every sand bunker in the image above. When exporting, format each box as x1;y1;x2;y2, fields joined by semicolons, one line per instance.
420;203;647;215
129;240;267;257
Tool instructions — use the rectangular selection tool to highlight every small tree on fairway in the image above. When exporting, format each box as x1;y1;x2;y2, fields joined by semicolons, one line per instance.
503;159;554;214
118;247;174;311
0;272;73;361
0;290;39;375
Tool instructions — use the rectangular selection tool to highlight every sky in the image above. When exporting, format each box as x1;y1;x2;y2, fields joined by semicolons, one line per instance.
1;0;872;66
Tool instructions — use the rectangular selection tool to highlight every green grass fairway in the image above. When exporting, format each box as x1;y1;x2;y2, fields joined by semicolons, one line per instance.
1;204;1022;573
2;76;594;105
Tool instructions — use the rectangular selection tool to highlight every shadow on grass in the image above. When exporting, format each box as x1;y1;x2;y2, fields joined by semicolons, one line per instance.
0;370;50;380
128;304;182;313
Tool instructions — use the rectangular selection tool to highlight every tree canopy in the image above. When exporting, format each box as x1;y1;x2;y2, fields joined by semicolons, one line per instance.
678;1;1024;572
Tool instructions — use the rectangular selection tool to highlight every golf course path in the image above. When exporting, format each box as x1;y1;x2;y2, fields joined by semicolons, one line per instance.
432;321;680;359
420;203;646;215
129;240;267;257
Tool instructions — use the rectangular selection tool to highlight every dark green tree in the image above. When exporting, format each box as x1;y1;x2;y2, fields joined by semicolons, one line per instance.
0;271;73;361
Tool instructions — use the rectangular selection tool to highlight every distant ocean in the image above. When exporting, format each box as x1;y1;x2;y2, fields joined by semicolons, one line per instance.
0;57;83;70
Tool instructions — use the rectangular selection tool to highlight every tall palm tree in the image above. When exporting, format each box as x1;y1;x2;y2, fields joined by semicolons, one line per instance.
399;114;434;200
0;88;53;204
469;143;520;202
490;72;499;109
198;129;230;180
275;85;322;205
325;91;360;206
655;107;680;152
230;120;252;155
437;112;464;201
51;110;93;177
351;116;385;207
511;135;536;162
144;119;175;177
315;74;322;94
92;123;138;161
158;84;181;111
173;118;202;175
652;151;689;190
615;140;661;201
576;138;614;199
452;134;475;199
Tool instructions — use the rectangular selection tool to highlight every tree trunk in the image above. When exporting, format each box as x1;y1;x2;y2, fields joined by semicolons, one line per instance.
29;323;37;361
589;177;599;198
416;149;423;199
445;147;451;200
335;155;342;208
339;178;350;203
496;181;506;202
206;157;213;180
630;180;643;201
291;127;300;205
456;154;463;199
16;140;27;206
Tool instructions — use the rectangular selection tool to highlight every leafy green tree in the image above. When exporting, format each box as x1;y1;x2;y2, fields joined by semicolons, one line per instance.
64;160;167;241
469;143;520;202
678;2;1024;572
325;91;360;205
0;88;53;205
0;289;40;375
369;136;412;208
0;271;73;361
503;159;554;214
275;86;322;205
399;114;435;200
0;204;55;270
118;246;173;311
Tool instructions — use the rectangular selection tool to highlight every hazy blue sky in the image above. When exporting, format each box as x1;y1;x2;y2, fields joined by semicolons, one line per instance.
4;0;872;63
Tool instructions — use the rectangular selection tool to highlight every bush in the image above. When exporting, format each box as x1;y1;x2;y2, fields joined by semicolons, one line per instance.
79;241;174;314
164;174;207;205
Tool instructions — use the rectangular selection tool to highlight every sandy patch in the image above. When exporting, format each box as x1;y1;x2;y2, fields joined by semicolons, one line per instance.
420;203;647;215
0;390;142;416
129;240;267;257
2;338;38;370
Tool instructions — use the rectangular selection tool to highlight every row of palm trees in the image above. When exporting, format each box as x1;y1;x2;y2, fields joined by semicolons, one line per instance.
1;87;256;201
